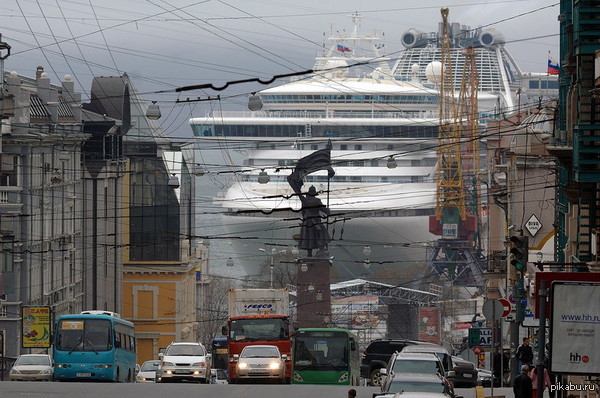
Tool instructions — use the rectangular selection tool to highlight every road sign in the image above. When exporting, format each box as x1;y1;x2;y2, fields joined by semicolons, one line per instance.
473;346;483;354
482;299;503;320
525;214;542;237
498;298;511;318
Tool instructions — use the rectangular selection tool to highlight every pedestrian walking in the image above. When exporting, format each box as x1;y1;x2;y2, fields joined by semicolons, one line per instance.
513;365;533;398
516;337;534;369
531;366;552;398
348;388;357;398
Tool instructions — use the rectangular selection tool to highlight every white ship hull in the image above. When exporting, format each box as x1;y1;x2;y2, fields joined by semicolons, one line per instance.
216;178;437;279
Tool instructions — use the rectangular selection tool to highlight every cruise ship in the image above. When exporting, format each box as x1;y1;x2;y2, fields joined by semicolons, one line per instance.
189;14;557;280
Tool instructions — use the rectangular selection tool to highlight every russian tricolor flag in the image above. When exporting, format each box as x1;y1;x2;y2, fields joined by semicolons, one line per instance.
337;44;351;53
547;54;559;75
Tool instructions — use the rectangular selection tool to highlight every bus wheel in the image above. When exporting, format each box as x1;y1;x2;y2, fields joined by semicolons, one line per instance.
116;368;121;383
370;368;382;386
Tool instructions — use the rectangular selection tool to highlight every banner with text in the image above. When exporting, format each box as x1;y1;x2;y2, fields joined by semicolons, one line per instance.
550;282;600;374
22;306;51;348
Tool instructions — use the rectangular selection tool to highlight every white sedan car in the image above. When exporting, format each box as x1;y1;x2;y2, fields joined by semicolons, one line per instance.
136;360;160;382
234;345;286;384
157;342;211;383
9;354;54;381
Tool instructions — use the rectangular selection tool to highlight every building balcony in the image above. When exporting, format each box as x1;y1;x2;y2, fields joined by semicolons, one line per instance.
0;186;23;212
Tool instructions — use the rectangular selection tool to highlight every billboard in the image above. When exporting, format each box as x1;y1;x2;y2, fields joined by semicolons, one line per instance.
550;282;600;375
21;306;51;348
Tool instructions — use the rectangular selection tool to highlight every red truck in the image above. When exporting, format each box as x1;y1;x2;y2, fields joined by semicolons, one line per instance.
221;288;291;383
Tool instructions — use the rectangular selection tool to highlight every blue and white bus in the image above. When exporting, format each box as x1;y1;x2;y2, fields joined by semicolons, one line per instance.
53;311;136;382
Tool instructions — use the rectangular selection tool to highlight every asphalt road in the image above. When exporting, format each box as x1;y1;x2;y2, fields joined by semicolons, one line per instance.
0;382;516;398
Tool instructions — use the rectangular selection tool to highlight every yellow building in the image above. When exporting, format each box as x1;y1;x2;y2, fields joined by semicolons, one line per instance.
122;263;198;364
118;147;201;364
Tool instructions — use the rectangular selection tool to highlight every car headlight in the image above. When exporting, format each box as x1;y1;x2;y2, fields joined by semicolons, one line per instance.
40;368;53;375
9;368;21;375
192;362;206;367
237;362;248;369
161;362;174;367
269;361;281;369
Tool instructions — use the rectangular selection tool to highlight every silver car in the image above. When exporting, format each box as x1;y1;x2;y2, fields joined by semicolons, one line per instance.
234;345;286;383
9;354;53;381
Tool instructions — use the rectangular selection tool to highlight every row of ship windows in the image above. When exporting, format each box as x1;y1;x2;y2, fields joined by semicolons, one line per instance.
256;143;435;152
194;124;438;138
248;158;437;168
261;94;438;104
241;175;432;183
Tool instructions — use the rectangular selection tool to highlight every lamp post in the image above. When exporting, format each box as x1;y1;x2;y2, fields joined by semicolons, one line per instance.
259;247;285;289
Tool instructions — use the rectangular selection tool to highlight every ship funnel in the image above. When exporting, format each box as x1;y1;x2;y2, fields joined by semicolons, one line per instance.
478;28;505;47
401;28;427;49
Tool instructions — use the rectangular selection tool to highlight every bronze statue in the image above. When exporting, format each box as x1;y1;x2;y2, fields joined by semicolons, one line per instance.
287;148;334;257
298;185;331;257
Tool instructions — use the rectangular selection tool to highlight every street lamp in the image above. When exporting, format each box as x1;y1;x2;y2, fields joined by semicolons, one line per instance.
248;94;263;111
386;156;397;169
257;169;270;184
259;247;285;289
167;174;180;188
226;257;234;267
362;245;372;257
146;101;161;120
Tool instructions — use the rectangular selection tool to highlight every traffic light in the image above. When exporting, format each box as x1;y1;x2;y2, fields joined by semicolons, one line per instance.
509;235;529;273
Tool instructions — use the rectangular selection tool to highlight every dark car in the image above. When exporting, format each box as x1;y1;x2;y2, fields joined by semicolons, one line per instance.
375;372;456;398
450;356;478;388
360;339;434;386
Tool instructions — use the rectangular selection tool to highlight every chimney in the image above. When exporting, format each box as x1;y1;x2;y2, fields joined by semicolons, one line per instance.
36;66;44;80
62;74;82;121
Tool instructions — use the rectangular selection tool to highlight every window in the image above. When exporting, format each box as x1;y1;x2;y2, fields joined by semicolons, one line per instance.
354;145;362;150
340;144;348;150
0;154;18;186
0;237;14;272
311;144;318;151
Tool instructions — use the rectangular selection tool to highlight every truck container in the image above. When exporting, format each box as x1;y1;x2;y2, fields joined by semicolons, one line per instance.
227;288;290;317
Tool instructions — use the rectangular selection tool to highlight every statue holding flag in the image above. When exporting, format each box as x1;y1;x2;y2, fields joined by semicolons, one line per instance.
287;148;335;257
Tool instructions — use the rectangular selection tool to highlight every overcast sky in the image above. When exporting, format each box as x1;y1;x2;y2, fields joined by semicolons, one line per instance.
1;0;560;139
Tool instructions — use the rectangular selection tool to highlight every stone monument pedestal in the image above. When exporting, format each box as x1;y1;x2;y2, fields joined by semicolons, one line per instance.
296;253;332;328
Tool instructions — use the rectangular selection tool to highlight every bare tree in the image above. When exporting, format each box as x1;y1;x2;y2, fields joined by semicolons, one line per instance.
196;277;232;345
257;252;297;289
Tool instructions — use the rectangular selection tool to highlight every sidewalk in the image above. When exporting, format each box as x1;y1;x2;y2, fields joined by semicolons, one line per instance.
455;386;552;398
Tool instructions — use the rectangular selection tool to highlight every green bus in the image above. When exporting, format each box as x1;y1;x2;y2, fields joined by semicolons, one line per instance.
292;328;360;385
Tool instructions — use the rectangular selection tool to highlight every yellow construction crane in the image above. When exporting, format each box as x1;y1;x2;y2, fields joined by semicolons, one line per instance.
428;8;485;287
434;7;466;238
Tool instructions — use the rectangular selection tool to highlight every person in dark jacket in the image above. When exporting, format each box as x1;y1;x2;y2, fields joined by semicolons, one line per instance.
516;337;534;369
513;365;533;398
